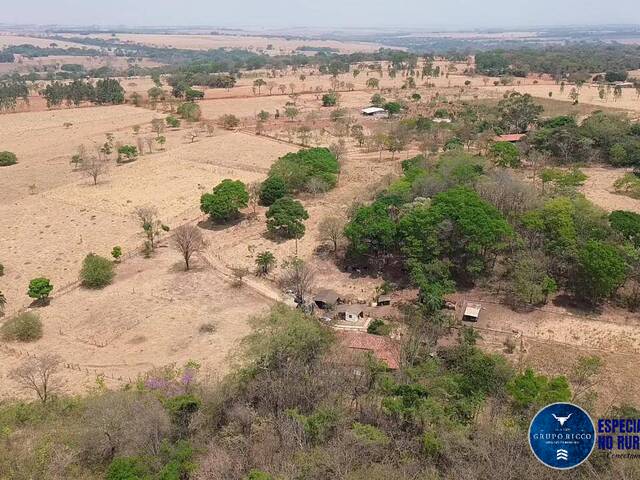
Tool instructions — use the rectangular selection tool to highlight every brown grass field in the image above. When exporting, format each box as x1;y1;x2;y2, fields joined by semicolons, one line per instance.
79;32;387;54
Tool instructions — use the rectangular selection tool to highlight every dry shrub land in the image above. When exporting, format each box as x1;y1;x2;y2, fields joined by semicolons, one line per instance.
2;35;640;478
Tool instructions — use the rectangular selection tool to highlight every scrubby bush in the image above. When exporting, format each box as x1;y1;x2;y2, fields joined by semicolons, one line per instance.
367;318;391;336
117;145;138;163
610;210;640;247
321;92;338;107
1;312;43;342
111;246;123;261
177;101;201;122
80;253;115;289
166;115;181;128
220;114;240;130
0;151;17;166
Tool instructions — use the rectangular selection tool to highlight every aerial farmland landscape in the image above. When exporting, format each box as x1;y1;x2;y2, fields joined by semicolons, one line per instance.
1;1;640;478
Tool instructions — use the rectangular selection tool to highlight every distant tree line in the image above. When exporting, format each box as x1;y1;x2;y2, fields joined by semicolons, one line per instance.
476;44;640;77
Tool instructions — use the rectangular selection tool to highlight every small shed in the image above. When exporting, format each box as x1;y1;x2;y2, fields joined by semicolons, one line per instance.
314;289;341;309
337;304;365;322
377;294;392;306
462;302;482;322
361;106;387;117
433;117;452;124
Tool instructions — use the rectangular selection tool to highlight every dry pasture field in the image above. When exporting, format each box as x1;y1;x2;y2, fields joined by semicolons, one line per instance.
0;105;293;320
80;33;386;54
0;34;88;49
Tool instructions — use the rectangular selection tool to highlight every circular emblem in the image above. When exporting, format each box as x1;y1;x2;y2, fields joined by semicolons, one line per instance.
528;402;596;470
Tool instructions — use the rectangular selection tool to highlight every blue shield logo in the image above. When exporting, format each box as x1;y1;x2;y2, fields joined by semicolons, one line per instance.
528;402;596;469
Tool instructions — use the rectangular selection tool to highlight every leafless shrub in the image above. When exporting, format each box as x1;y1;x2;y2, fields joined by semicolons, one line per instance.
79;391;171;464
81;155;109;185
10;353;63;403
475;170;541;220
173;224;206;270
318;215;345;252
280;257;315;304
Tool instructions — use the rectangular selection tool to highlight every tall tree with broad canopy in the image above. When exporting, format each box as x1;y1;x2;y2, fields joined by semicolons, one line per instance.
266;197;309;239
498;92;543;134
399;187;513;280
200;179;249;223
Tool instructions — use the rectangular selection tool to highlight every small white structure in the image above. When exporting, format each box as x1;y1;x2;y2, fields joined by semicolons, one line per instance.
462;302;482;322
337;304;365;322
433;118;452;124
361;106;387;117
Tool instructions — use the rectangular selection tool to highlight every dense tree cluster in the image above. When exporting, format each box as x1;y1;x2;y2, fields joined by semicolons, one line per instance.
41;78;125;108
476;44;640;77
344;149;639;310
529;112;640;167
266;147;340;196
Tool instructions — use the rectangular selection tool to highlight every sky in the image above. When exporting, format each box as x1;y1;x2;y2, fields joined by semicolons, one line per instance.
2;0;640;30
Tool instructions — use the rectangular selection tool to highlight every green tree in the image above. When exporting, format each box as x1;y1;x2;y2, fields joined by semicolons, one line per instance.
383;102;402;116
28;278;53;304
507;368;571;411
498;92;543;133
344;200;397;258
609;210;640;247
177;102;201;122
266;197;309;239
400;188;513;280
508;253;557;306
576;240;628;303
253;78;267;95
321;92;338;107
490;141;520;167
166;116;181;128
259;175;288;206
94;78;125;104
200;179;249;223
117;145;138;163
106;457;150;480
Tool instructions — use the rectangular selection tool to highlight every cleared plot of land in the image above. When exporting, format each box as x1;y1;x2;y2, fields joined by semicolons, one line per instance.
0;123;292;316
0;105;161;202
81;33;385;54
580;167;640;214
485;82;640;115
0;248;273;399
